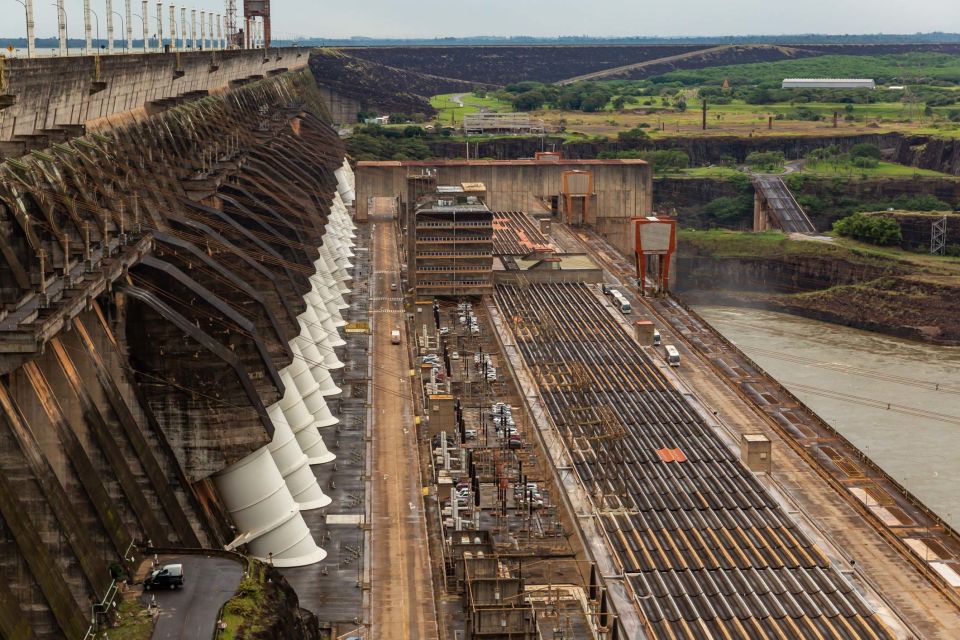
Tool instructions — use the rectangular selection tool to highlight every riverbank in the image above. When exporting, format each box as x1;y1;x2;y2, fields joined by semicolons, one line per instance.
677;230;960;344
696;305;960;530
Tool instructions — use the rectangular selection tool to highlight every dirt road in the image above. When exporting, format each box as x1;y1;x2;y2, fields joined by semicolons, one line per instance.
368;215;439;640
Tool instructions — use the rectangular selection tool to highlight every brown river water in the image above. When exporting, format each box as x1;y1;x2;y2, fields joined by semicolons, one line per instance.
696;306;960;530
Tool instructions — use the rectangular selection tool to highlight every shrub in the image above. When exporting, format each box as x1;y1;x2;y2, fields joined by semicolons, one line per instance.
851;156;879;169
745;151;785;171
706;196;753;223
850;143;882;160
617;127;650;144
832;213;902;246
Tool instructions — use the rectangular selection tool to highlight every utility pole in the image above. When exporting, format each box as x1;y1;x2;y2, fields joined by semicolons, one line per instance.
168;4;176;50
125;0;133;50
156;2;163;50
15;0;36;57
106;0;114;54
701;98;707;131
139;1;148;51
180;6;186;50
83;0;93;53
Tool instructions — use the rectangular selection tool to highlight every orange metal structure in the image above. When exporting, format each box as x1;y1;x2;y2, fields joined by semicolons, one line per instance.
632;216;677;297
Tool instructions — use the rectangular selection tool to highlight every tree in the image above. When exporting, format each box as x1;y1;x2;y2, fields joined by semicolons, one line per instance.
618;127;650;144
745;151;785;171
850;143;881;160
832;213;902;246
706;196;753;223
611;96;626;110
512;91;545;111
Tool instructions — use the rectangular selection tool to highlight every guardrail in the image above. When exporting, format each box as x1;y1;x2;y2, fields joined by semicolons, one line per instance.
82;539;139;640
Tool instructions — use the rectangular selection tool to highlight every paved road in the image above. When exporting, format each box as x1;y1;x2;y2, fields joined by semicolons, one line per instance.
142;555;243;640
368;216;439;639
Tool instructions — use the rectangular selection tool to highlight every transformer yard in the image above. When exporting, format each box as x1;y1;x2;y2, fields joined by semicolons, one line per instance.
362;165;960;640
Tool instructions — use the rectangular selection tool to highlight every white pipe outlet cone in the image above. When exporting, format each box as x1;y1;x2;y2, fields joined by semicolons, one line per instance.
305;294;347;348
293;326;332;371
334;167;356;206
310;396;340;429
299;308;346;369
298;426;336;466
325;301;347;328
286;343;336;413
313;359;342;397
320;313;347;347
312;277;349;312
214;446;326;567
278;368;336;463
266;404;331;511
278;370;322;438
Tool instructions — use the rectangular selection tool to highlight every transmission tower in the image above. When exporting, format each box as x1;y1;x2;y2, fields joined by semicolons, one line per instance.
931;215;948;256
225;0;236;48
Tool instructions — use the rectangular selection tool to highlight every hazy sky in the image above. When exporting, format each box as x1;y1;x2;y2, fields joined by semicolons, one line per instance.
4;0;960;41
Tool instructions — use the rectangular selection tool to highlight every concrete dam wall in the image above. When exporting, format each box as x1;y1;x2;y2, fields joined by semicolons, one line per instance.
0;62;355;638
0;47;309;157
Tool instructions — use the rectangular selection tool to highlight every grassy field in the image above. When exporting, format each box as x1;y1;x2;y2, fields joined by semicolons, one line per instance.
528;100;960;140
430;92;513;125
650;52;960;87
680;228;960;278
800;160;952;178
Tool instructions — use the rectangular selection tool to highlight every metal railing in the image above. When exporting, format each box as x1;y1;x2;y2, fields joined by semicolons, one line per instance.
82;539;139;639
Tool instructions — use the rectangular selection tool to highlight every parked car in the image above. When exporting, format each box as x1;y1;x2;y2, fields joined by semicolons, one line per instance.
143;563;184;590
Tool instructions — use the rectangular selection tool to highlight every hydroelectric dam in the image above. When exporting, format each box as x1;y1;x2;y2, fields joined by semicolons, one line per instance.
0;47;365;638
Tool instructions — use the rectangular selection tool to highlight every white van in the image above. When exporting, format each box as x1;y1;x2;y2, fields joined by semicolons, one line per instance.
664;345;680;367
653;329;662;347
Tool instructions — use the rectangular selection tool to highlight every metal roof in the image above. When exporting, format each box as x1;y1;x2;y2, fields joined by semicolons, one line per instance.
494;282;895;640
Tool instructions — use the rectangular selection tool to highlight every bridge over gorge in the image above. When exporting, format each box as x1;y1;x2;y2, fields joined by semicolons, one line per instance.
752;174;818;234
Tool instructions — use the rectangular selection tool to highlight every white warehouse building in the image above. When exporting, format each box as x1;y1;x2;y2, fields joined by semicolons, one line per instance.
781;78;876;89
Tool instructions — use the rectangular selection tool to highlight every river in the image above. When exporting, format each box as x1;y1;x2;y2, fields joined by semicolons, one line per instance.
695;305;960;530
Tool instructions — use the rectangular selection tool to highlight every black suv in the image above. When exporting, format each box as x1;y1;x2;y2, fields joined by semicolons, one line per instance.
143;563;184;590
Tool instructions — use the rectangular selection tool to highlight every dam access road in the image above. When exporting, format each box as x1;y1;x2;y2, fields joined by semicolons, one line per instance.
369;216;439;639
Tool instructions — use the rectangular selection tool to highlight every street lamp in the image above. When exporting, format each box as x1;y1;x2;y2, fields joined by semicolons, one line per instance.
89;8;101;52
50;2;68;56
132;12;146;52
112;11;125;52
11;0;35;58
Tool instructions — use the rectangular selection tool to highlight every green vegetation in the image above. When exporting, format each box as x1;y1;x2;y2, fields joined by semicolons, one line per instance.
429;92;513;125
832;213;903;246
597;149;690;173
347;125;435;161
678;166;743;178
798;143;950;177
652;53;960;88
745;151;786;171
103;599;154;640
219;569;266;640
705;195;754;224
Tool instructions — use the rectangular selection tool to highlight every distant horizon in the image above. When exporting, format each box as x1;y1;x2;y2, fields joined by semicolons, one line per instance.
5;32;960;49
